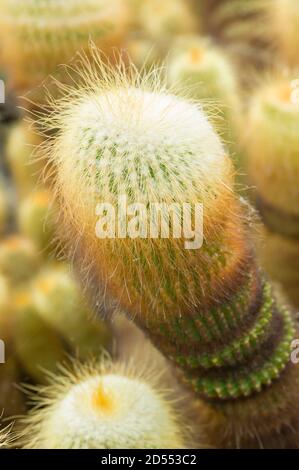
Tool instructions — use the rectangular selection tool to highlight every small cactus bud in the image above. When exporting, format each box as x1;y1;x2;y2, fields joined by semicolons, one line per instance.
19;360;187;449
0;235;40;284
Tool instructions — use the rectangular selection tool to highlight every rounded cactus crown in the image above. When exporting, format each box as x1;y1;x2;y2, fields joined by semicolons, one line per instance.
43;57;246;321
272;0;299;65
0;0;128;97
19;361;186;449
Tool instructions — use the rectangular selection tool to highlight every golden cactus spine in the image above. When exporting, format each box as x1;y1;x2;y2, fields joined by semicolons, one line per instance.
40;56;298;448
31;264;112;358
245;77;299;307
18;360;189;449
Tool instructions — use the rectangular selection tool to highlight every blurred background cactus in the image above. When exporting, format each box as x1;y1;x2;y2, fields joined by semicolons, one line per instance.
244;76;299;308
18;359;191;449
44;59;298;447
0;0;298;450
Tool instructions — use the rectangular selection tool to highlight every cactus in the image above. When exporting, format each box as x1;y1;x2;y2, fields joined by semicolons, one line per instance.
6;120;43;196
0;178;8;234
39;56;299;448
31;264;112;358
0;423;13;449
167;37;242;159
18;360;187;449
245;77;299;307
0;273;11;342
17;189;57;254
271;0;299;66
0;359;25;419
0;235;40;284
0;275;26;418
14;289;66;383
0;0;129;102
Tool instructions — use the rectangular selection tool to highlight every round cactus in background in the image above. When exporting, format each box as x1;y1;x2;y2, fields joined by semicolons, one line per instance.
19;360;187;449
271;0;299;66
40;55;298;448
167;37;241;157
0;0;129;102
17;189;57;254
31;264;112;359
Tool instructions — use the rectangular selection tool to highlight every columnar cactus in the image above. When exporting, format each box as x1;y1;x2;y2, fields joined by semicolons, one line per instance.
0;0;129;101
31;265;111;358
6;120;43;196
17;189;57;254
14;289;66;383
271;0;299;66
167;37;241;157
41;58;298;448
19;360;187;449
245;77;299;307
